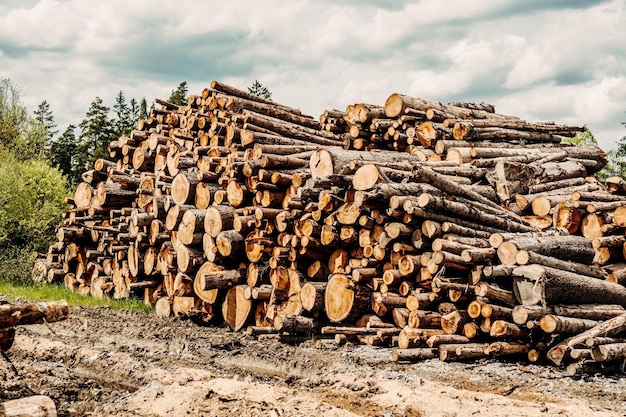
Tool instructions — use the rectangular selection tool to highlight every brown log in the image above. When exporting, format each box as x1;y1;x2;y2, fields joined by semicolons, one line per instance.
397;327;445;349
300;281;326;312
222;285;252;332
0;395;57;417
440;310;469;335
392;348;438;362
485;341;530;357
539;315;599;334
489;320;527;339
439;343;490;362
0;300;69;328
274;315;319;334
513;264;626;307
591;342;626;362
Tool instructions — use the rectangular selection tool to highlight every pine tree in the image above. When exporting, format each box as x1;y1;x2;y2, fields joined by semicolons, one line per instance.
168;81;188;106
113;90;133;136
77;97;113;174
130;97;139;128
49;124;78;181
248;80;272;100
33;100;58;142
139;97;149;120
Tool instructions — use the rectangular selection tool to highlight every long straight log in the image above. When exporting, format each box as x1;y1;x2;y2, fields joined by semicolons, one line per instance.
513;264;626;307
0;300;69;328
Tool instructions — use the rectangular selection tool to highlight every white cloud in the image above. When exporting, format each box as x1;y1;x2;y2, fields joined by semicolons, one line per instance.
0;0;625;153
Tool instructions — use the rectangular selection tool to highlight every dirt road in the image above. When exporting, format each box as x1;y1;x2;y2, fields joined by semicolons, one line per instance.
0;305;624;416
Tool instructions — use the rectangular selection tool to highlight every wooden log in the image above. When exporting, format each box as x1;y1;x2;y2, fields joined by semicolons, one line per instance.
392;348;438;362
0;300;69;328
300;281;326;312
513;264;626;307
591;342;626;362
222;285;252;332
515;250;606;280
439;343;490;362
425;334;470;347
324;274;372;323
274;315;319;334
489;320;527;339
440;310;469;335
485;341;530;357
0;395;57;417
539;315;599;334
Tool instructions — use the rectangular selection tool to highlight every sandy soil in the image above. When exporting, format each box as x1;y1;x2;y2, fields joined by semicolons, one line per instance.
0;305;625;417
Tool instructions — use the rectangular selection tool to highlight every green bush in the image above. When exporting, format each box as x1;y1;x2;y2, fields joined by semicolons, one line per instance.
0;147;69;252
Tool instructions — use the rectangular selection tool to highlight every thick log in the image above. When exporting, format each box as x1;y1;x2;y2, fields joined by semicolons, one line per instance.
222;285;252;332
274;315;320;334
591;342;626;362
324;274;372;323
0;300;69;328
0;395;57;417
513;264;626;307
539;315;599;334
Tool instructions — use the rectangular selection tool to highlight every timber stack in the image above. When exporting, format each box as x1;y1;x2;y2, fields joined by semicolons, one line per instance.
34;81;626;375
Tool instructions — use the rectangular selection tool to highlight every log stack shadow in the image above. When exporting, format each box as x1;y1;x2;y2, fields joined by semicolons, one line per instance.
35;81;626;375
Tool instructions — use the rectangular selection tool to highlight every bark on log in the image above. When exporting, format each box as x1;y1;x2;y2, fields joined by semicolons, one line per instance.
513;264;626;307
0;395;57;417
0;300;69;328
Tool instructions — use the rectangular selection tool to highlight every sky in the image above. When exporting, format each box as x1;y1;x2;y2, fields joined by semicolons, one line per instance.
1;0;626;151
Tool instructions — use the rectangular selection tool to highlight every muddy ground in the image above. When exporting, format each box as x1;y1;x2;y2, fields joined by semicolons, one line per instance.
0;305;625;417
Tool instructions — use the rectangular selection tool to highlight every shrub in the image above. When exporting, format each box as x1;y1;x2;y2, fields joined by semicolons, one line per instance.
0;147;69;252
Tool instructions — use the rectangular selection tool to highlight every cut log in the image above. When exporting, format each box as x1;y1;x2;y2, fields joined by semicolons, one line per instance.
0;300;69;328
392;348;438;362
513;264;626;307
222;285;252;332
0;395;57;417
324;274;372;323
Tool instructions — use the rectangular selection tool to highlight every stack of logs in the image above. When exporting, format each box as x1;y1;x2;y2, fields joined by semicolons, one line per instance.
34;82;626;375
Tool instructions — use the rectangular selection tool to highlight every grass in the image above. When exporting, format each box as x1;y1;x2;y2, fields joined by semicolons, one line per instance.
0;278;154;313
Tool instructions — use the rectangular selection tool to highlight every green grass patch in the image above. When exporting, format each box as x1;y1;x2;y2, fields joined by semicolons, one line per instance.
0;278;154;313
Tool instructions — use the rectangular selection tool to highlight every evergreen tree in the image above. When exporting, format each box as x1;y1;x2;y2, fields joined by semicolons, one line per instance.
129;97;139;128
33;100;58;142
49;124;78;182
168;81;188;106
77;97;113;174
113;90;133;136
139;97;149;120
248;80;272;100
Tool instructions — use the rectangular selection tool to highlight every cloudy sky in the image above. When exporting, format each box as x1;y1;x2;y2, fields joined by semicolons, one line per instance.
1;0;625;151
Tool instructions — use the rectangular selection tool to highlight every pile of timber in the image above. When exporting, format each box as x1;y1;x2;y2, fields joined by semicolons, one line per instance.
0;300;69;352
34;81;626;375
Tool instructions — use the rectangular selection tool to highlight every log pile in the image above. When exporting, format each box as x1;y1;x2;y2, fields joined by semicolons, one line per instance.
35;81;626;375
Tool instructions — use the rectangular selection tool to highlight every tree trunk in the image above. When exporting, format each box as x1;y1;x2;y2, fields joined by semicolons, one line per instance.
513;264;626;307
0;301;69;328
0;395;57;417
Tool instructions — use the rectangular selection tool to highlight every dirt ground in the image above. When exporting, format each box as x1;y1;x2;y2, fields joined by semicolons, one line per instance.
0;305;625;417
